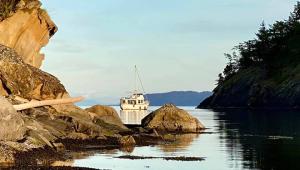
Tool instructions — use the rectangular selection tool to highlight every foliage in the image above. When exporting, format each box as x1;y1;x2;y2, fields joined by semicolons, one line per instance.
218;2;300;85
0;0;19;21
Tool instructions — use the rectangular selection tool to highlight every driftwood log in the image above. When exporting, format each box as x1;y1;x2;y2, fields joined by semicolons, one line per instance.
13;96;84;111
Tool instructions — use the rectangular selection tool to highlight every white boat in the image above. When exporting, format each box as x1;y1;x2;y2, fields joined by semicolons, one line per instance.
120;66;150;110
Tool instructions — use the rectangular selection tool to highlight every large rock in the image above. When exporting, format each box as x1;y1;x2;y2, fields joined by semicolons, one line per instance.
0;44;67;100
85;105;128;130
142;104;205;132
0;0;57;68
0;96;27;141
0;96;58;148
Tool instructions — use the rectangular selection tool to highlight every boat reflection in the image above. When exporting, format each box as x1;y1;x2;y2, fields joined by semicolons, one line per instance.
119;109;150;125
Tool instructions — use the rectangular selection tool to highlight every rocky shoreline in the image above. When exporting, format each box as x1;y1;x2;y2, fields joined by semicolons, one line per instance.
1;123;206;168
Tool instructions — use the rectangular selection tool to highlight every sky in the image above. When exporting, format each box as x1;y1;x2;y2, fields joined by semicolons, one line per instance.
40;0;298;104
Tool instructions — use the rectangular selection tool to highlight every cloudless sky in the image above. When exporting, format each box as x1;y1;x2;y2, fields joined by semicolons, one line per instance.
40;0;298;104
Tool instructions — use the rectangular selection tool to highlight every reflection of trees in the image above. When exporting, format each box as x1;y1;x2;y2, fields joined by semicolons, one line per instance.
158;133;199;153
215;109;300;170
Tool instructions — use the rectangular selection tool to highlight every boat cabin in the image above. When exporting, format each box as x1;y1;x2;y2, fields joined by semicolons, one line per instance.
120;93;149;110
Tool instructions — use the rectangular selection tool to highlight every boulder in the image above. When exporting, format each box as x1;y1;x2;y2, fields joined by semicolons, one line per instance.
142;104;205;132
0;96;27;141
0;97;57;148
118;135;136;146
85;105;128;130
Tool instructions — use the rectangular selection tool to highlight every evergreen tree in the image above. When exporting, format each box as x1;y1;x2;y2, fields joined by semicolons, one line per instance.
219;1;300;82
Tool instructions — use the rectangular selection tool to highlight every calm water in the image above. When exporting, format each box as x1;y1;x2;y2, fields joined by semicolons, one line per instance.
72;106;300;170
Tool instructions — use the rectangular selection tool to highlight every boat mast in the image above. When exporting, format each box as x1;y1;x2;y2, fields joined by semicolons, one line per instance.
135;65;149;101
134;65;137;94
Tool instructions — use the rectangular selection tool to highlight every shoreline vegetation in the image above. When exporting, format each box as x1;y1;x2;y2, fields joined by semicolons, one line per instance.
198;2;300;109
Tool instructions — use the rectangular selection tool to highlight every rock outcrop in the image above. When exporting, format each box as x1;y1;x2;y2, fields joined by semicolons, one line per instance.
0;44;66;100
0;0;57;68
198;66;300;109
85;105;128;130
142;104;205;132
0;96;60;150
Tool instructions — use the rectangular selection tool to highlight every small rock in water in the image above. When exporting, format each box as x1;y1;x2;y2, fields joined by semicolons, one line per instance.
118;135;136;146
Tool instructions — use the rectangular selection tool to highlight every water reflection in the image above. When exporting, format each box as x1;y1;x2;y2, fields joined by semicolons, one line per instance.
215;109;300;170
119;109;150;125
158;133;200;153
69;107;300;170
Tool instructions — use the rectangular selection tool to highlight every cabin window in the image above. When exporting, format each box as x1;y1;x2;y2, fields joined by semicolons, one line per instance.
123;100;126;104
128;100;136;104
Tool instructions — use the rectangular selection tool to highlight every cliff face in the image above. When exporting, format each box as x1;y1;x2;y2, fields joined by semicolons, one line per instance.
198;67;300;109
0;0;57;68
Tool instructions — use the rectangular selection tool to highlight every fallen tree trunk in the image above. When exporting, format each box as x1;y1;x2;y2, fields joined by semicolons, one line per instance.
13;96;84;111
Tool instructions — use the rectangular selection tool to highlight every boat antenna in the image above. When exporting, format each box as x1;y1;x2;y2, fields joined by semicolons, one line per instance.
135;65;148;101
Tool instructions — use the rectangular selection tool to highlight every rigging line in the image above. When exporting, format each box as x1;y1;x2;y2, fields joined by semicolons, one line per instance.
136;66;148;101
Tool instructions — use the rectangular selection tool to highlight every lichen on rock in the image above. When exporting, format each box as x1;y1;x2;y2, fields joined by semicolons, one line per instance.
0;44;66;100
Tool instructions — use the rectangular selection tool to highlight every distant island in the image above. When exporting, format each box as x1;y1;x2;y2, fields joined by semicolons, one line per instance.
77;91;212;107
146;91;212;106
198;2;300;109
